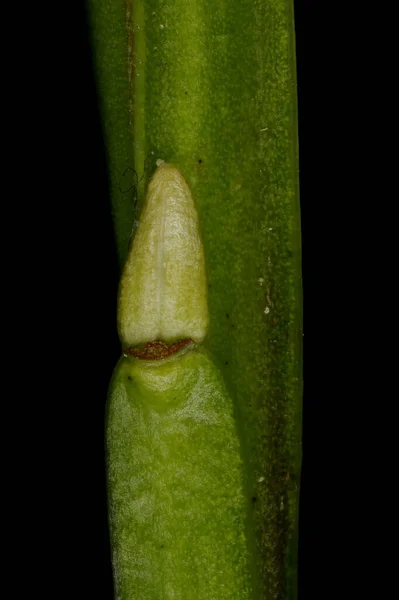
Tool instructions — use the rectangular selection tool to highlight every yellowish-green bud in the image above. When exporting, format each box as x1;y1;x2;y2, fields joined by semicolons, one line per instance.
118;162;209;348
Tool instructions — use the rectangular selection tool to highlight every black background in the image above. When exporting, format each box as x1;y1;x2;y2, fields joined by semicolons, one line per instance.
9;1;347;598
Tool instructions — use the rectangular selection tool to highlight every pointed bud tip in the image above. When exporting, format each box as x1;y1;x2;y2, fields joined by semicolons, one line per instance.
118;163;209;348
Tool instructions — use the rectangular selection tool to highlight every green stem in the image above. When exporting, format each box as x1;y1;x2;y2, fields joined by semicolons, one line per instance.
87;1;302;597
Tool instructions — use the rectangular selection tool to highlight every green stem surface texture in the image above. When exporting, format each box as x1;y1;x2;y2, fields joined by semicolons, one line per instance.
88;1;302;598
